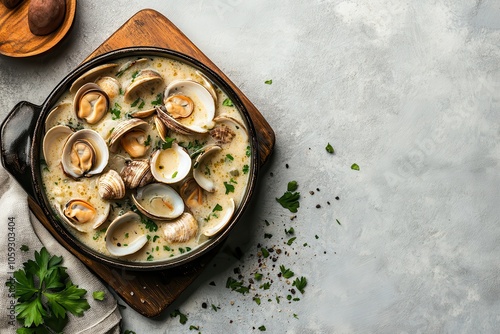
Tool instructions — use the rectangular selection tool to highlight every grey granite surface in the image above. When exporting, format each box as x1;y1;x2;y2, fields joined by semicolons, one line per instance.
1;1;499;333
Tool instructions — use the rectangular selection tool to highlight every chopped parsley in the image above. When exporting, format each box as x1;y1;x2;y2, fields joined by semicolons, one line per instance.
92;291;105;301
151;93;163;106
276;190;300;213
264;233;273;239
189;325;200;330
20;245;29;252
144;134;151;146
351;163;360;171
285;227;295;235
242;164;249;174
261;247;270;258
171;171;178;178
280;265;295;279
245;145;251;157
254;272;263;281
170;309;188;324
336;219;342;225
130;97;141;108
222;98;234;106
264;79;273;85
213;204;223;212
211;304;220;312
141;216;158;232
131;70;140;81
253;297;261;305
292;276;307;293
156;137;175;150
110;103;122;120
287;237;297;246
226;277;249;294
259;282;271;290
326;143;334;154
224;181;235;194
287;180;298;192
225;154;234;162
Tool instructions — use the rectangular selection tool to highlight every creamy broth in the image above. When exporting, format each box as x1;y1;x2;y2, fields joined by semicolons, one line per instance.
41;56;251;263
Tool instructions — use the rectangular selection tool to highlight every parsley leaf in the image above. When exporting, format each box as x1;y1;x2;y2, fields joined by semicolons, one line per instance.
140;216;158;232
222;98;234;106
276;191;300;213
287;180;298;192
224;181;235;194
11;248;90;331
226;277;249;294
259;325;267;331
264;79;273;85
292;276;308;293
151;93;163;106
243;164;249;174
110;103;121;120
287;237;297;245
170;309;188;324
326;143;334;154
92;291;105;301
351;163;360;171
280;265;295;279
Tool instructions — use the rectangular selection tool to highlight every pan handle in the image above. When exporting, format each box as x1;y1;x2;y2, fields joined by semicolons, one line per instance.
1;101;40;198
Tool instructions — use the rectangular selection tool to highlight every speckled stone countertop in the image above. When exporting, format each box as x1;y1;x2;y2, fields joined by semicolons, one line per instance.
1;1;499;332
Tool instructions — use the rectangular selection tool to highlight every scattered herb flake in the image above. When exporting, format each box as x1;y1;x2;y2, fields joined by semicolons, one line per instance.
254;272;263;281
276;191;300;213
211;304;220;312
222;98;234;107
260;282;271;290
287;237;297;246
287;180;298;192
141;216;158;232
242;164;249;174
264;79;273;85
20;245;29;252
351;163;360;171
151;93;163;106
170;309;188;325
292;276;308;293
285;227;295;235
245;145;251;157
326;143;334;154
226;277;249;294
92;291;105;301
226;154;234;161
253;297;261;305
224;182;235;194
336;219;342;225
264;233;273;239
144;134;151;146
258;325;267;331
189;325;200;330
130;97;141;108
280;265;295;279
110;103;121;120
261;248;270;258
213;204;223;212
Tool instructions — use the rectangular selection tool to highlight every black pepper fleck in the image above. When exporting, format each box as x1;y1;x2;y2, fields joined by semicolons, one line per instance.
309;191;314;195
286;164;289;169
316;204;321;208
202;302;207;309
335;196;340;200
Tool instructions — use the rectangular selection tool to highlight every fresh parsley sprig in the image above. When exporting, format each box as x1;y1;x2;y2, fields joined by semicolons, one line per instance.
8;248;90;332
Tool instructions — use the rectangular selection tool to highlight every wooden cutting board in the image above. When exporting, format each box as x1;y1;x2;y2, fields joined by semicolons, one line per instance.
29;9;275;318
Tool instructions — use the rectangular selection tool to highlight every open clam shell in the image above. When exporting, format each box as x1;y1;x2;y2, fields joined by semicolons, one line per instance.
132;183;185;221
150;143;191;184
105;212;148;257
156;80;216;135
61;129;109;178
70;63;119;94
73;83;110;125
203;198;235;237
123;69;163;102
108;118;151;158
192;144;222;192
57;198;111;233
42;125;73;167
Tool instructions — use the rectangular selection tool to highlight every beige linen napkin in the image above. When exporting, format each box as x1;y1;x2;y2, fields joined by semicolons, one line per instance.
0;167;122;333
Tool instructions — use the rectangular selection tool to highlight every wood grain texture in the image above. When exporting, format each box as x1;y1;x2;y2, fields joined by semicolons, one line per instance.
28;9;275;318
0;0;76;57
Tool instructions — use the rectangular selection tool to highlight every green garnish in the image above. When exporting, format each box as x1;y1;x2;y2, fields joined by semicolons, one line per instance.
131;70;140;81
7;248;90;332
130;97;141;108
222;98;234;107
261;247;269;258
264;233;273;239
189;325;200;330
245;145;251;157
254;272;263;281
141;216;158;232
163;245;171;251
20;245;29;252
351;163;360;171
211;304;220;312
110;103;121;120
287;180;298;192
242;164;249;174
156;137;175;150
264;79;273;85
144;135;151;146
138;100;145;109
225;154;234;161
325;143;334;154
224;182;235;194
147;254;154;261
260;282;271;290
213;204;223;212
336;219;341;225
170;309;188;324
285;227;295;234
280;265;295;279
92;291;105;301
253;297;261;305
171;171;178;178
292;276;307;293
151;93;163;106
276;191;300;213
258;325;267;331
226;277;249;294
287;237;297;246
